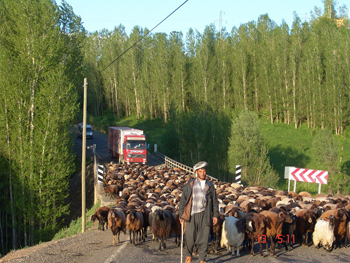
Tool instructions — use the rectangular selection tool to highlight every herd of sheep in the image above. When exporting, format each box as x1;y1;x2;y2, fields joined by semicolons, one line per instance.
90;162;350;257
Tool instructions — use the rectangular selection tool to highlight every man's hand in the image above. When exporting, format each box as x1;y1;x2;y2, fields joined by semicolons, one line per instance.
213;217;218;226
179;218;184;224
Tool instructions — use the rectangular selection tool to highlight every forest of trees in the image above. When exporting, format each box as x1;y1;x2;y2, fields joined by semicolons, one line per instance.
83;1;350;186
85;2;350;137
0;0;349;256
0;0;84;255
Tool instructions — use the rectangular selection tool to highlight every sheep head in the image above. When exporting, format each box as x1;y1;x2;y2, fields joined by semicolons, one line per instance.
91;214;97;222
155;209;165;221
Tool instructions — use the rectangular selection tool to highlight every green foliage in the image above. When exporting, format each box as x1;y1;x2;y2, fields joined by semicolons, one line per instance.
312;129;340;174
0;0;84;253
87;111;118;133
228;111;279;187
327;172;350;195
80;1;350;135
311;128;348;194
161;109;231;181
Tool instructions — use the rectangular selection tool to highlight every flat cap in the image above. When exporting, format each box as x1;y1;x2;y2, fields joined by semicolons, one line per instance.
193;161;208;173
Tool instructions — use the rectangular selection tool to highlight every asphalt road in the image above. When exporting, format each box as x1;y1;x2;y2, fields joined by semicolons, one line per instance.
73;128;163;167
74;129;110;159
3;226;350;263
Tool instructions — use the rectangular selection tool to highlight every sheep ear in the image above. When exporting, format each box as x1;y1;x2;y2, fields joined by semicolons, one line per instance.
247;220;254;232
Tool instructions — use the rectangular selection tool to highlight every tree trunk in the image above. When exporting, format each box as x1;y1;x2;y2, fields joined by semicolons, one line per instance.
284;69;290;125
38;108;51;238
181;74;185;112
253;51;259;112
0;211;4;254
242;53;247;111
29;77;38;245
132;70;140;119
113;78;120;118
4;99;17;250
292;65;297;129
222;60;226;110
163;86;168;123
18;97;28;247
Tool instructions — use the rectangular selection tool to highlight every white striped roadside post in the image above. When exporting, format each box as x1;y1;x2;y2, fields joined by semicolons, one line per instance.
235;165;241;184
97;164;104;196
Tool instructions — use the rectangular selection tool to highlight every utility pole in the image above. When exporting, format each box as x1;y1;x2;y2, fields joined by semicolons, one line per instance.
81;78;87;233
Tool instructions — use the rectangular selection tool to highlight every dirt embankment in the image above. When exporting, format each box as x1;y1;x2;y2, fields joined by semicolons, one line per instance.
62;162;96;225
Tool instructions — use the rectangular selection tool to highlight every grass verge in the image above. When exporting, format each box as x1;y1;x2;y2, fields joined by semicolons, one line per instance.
52;201;100;240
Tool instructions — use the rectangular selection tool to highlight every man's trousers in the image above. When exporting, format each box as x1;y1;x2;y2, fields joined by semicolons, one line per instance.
185;211;210;261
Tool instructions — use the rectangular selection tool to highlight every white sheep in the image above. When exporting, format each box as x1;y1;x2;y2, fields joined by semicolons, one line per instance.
313;219;335;251
302;196;315;203
220;216;245;256
276;198;294;207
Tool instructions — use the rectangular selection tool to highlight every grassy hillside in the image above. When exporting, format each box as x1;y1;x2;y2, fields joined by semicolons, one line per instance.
260;119;350;194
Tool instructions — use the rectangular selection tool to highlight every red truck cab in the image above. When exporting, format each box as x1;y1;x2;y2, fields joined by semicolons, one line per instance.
108;127;147;164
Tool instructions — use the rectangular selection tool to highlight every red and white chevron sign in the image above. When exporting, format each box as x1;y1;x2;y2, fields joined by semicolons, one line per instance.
290;167;328;184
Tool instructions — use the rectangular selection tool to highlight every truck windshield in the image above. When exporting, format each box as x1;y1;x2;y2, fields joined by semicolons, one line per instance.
126;140;146;149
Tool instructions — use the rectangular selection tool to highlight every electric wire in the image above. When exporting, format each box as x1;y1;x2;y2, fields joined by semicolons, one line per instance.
1;1;189;130
101;0;189;72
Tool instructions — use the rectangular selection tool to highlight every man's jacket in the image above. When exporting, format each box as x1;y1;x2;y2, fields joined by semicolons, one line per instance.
178;178;219;226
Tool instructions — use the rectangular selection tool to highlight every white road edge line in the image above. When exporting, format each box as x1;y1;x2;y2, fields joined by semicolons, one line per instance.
104;242;127;263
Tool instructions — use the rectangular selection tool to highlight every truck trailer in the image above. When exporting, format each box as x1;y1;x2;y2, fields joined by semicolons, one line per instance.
108;126;147;164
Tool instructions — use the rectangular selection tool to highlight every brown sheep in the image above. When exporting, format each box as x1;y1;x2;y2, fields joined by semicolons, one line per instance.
151;208;175;250
104;185;120;198
240;201;254;213
210;214;225;254
244;211;267;256
126;209;144;245
91;206;110;231
108;208;126;245
172;211;182;247
295;209;316;246
137;205;150;239
260;210;293;257
346;221;350;247
224;205;245;219
266;198;279;209
288;191;300;201
254;199;268;210
298;191;312;198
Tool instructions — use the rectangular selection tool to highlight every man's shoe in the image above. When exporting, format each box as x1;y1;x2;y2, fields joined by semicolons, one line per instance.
185;256;192;263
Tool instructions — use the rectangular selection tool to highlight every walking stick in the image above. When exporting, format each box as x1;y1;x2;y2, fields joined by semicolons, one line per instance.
181;220;184;263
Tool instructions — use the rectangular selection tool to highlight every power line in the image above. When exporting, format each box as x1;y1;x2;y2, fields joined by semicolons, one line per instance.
0;1;189;130
101;0;189;72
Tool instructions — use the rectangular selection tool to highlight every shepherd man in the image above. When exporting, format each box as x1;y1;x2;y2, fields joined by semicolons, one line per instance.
178;161;219;263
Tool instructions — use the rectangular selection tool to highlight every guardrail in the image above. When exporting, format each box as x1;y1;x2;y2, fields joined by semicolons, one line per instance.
154;150;218;181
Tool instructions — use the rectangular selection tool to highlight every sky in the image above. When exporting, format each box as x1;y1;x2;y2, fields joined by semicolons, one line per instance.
57;0;350;35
